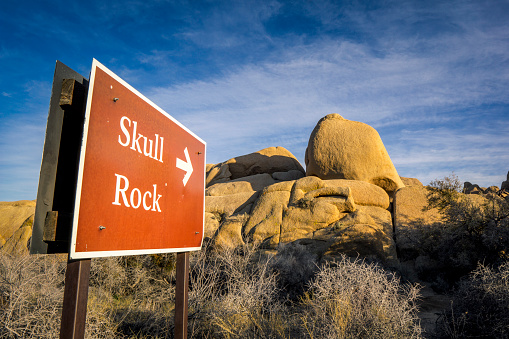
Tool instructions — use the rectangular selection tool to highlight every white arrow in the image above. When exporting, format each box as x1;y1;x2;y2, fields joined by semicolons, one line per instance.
176;147;193;186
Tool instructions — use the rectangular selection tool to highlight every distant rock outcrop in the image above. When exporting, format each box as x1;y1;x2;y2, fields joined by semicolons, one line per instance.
501;171;509;190
0;200;35;255
305;114;405;196
206;146;305;187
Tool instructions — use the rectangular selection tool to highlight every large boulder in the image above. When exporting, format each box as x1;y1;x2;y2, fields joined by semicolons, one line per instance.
324;179;390;209
305;114;405;196
393;186;444;259
400;177;423;187
1;215;33;256
0;200;36;246
206;147;305;186
0;200;36;255
242;176;397;265
206;173;275;196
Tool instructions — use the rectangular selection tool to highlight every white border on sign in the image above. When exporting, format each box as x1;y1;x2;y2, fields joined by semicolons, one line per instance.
70;59;206;259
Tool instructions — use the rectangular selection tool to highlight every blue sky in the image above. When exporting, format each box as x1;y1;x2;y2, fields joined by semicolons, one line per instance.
1;0;508;201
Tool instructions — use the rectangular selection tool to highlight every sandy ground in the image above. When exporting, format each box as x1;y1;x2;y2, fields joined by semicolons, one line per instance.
417;286;453;338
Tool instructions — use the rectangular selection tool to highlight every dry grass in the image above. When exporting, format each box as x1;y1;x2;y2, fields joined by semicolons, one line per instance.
187;243;291;338
1;245;424;338
300;256;422;339
0;253;65;338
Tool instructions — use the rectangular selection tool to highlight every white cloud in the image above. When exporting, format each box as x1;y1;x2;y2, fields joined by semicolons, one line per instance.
2;0;508;201
147;33;508;153
141;1;509;187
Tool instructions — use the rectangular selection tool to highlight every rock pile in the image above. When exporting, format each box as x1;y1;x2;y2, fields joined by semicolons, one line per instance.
203;114;417;267
2;114;506;272
0;200;35;255
463;182;500;195
463;172;509;201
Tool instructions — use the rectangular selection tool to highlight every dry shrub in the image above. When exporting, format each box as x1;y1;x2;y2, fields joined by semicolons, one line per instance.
0;251;176;339
188;243;291;338
270;242;319;300
0;253;66;338
300;256;422;339
87;255;176;338
436;261;509;338
1;244;425;338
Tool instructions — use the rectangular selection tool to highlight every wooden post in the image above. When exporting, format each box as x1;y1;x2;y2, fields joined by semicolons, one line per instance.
175;252;190;338
60;259;91;339
31;62;88;255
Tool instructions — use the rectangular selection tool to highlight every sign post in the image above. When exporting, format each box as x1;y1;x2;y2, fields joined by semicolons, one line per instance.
60;259;91;339
175;252;190;338
32;59;206;338
31;62;88;255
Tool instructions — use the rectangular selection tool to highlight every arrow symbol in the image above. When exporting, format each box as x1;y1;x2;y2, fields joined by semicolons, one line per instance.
176;147;193;186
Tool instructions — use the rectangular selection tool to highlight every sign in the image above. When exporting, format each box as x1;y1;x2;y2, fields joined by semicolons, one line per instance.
70;59;206;259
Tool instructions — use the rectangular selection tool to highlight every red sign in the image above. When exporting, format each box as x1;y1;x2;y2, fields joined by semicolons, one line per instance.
70;59;206;259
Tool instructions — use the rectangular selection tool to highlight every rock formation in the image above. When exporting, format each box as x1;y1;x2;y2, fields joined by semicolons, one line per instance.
0;200;35;255
206;146;305;187
203;112;409;267
305;114;405;196
206;172;398;266
4;113;505;278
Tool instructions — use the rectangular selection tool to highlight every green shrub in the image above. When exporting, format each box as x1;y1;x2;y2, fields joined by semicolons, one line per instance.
419;174;509;288
436;261;509;338
300;256;422;339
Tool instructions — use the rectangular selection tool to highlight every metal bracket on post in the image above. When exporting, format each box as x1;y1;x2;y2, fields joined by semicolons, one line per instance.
175;252;190;338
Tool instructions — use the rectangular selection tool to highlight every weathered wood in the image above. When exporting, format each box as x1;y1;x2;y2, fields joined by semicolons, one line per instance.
43;211;58;242
175;252;190;338
43;211;73;243
31;62;88;255
60;78;76;107
60;259;91;339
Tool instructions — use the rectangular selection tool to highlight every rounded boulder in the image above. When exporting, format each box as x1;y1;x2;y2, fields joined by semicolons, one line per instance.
305;114;404;195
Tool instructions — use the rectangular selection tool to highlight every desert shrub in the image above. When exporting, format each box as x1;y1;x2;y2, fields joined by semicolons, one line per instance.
0;253;66;338
426;174;463;209
300;256;422;339
87;255;176;338
419;174;509;288
0;251;176;339
269;242;319;300
2;243;428;338
436;261;509;338
188;242;292;338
